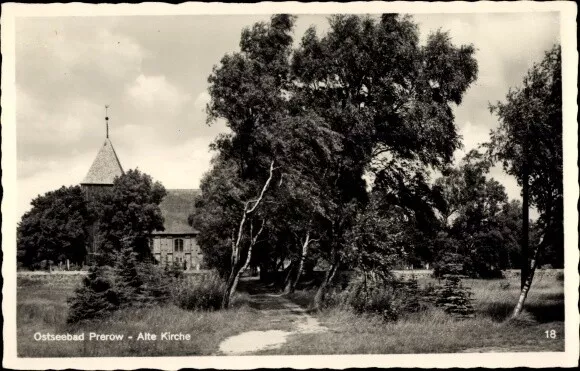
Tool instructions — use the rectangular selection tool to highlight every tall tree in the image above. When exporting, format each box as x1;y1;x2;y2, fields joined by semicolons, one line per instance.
199;14;478;307
17;185;92;268
291;14;478;305
96;169;167;263
488;45;562;316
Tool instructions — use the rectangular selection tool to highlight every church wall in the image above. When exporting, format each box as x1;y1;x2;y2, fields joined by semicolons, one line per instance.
151;235;204;270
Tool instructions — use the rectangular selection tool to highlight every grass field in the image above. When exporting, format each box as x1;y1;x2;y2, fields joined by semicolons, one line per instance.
277;273;565;354
16;271;564;356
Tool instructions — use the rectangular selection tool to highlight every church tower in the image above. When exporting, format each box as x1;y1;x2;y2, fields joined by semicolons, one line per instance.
81;108;124;262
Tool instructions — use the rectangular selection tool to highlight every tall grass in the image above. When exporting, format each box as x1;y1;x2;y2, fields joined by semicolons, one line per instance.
17;272;564;356
18;274;263;357
172;272;226;311
275;273;565;354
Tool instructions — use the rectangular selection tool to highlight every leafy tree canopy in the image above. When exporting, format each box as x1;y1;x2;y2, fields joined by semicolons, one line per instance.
97;169;167;262
433;151;521;277
196;14;478;293
489;44;563;272
17;185;92;268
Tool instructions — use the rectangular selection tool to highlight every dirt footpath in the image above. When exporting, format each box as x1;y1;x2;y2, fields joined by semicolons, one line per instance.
217;282;326;355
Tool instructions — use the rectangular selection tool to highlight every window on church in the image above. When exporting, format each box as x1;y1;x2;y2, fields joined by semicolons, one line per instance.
174;238;184;252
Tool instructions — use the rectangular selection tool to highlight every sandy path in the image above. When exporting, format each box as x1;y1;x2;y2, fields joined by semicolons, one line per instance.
218;292;326;355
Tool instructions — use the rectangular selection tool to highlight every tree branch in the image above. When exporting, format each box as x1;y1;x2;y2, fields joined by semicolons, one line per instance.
247;160;276;214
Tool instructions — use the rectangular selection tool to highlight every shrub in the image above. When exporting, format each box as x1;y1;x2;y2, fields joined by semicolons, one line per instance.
67;244;173;323
113;242;173;308
421;282;439;304
165;261;185;280
323;274;427;322
172;273;226;311
135;263;173;305
67;264;119;323
435;274;475;319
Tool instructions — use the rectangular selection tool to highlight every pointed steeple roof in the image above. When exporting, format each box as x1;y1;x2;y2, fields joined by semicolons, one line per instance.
81;138;124;185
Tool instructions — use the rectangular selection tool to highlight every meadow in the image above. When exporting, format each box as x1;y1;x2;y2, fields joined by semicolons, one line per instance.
16;270;564;356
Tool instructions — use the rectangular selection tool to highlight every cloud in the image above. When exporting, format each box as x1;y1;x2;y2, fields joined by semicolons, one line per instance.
121;136;215;190
126;74;191;111
454;120;490;161
16;18;147;101
193;90;211;112
14;13;559;222
18;152;97;218
16;87;105;162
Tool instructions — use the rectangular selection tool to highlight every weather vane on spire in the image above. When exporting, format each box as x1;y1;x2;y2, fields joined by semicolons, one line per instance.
105;105;110;139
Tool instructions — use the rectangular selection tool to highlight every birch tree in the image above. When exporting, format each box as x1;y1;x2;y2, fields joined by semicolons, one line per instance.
197;14;478;309
488;45;562;317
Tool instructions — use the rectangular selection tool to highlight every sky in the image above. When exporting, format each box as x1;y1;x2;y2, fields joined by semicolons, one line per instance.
15;12;560;218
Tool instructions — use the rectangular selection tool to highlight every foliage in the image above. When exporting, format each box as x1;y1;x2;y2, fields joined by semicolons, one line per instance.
96;169;167;263
67;239;173;323
323;273;427;322
343;197;406;278
435;275;475;319
172;273;227;311
113;240;172;307
17;185;93;268
433;151;521;278
488;44;563;267
67;264;119;323
195;14;478;299
432;240;465;278
190;159;248;277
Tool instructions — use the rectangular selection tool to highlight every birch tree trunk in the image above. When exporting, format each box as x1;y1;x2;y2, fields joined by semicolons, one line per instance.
287;231;311;294
521;160;530;290
512;206;552;318
511;242;539;318
221;161;275;309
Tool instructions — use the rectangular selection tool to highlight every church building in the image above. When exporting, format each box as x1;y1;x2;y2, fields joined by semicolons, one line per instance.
81;114;203;270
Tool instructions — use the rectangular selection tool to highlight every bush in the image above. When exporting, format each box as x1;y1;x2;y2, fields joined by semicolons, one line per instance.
67;264;119;323
67;245;174;323
323;274;427;322
172;273;226;311
435;274;475;319
132;262;173;306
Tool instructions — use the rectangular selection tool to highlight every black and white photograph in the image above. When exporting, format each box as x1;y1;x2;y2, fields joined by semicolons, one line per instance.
2;1;578;369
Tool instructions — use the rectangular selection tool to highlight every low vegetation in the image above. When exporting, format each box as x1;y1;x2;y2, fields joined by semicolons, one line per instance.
321;275;427;322
18;273;252;357
172;272;227;311
277;273;564;355
17;271;563;357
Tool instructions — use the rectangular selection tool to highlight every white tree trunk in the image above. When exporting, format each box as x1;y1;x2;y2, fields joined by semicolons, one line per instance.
222;161;275;309
512;236;541;318
290;231;311;293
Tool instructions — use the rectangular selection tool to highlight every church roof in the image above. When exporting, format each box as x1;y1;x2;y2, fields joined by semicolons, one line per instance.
81;138;124;185
153;189;201;235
